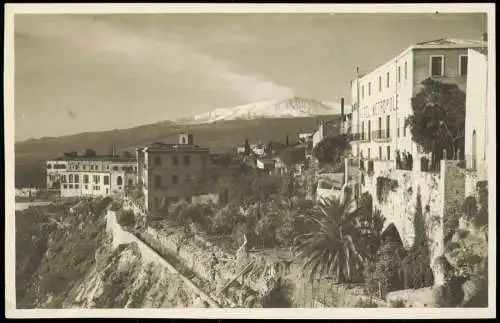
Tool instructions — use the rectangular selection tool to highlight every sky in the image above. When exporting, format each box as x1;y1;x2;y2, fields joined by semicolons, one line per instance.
14;13;487;141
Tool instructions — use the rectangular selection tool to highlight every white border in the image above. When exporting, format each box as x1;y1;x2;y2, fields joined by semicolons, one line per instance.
4;3;496;319
429;55;445;77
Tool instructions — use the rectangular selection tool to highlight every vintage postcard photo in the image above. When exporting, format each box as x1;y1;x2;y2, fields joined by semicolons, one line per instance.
4;3;496;319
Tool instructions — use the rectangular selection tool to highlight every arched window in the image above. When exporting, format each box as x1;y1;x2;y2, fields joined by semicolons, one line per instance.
69;174;74;183
117;176;123;186
472;130;477;170
84;175;89;184
74;174;79;183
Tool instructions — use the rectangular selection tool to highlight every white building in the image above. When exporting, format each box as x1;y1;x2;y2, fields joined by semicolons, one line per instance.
350;37;487;169
46;152;137;197
464;47;489;181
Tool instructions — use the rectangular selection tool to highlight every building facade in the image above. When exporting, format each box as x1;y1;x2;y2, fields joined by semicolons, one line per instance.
46;154;137;197
464;47;489;181
136;133;212;213
350;38;487;169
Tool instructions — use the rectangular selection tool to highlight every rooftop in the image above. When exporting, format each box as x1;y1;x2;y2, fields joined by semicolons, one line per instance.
141;142;209;152
52;155;136;162
414;38;486;47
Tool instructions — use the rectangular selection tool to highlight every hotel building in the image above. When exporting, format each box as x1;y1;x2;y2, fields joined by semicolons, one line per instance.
136;132;212;213
46;149;137;197
350;37;487;169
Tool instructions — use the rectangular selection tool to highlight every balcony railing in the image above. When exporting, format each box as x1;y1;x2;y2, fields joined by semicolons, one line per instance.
371;130;391;141
350;133;370;142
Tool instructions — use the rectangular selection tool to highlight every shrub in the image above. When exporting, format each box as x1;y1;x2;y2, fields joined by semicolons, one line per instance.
110;201;122;211
117;209;136;228
376;177;399;203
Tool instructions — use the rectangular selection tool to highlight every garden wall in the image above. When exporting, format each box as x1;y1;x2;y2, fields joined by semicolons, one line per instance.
350;159;466;286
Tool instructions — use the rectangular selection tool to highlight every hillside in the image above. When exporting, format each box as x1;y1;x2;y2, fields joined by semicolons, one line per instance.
15;198;204;309
15;115;340;188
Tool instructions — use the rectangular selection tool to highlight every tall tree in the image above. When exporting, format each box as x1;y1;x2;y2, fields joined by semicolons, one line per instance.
244;138;251;156
312;134;350;165
407;79;466;161
285;135;290;147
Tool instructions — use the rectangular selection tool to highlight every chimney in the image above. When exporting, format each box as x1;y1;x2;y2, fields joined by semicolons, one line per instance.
340;98;345;119
482;33;488;42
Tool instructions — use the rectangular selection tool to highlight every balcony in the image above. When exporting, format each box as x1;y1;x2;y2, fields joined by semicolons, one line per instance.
372;130;391;142
350;133;370;142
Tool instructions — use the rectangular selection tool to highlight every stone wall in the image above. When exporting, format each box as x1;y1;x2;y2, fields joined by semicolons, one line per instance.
348;159;467;287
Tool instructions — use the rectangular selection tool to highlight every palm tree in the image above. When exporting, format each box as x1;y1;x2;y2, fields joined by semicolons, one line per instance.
294;197;366;284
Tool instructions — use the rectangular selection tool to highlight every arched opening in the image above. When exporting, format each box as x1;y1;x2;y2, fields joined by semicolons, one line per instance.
471;130;477;170
381;223;404;246
117;176;123;186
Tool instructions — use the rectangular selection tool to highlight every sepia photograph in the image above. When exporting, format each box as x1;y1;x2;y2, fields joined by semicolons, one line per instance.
4;3;496;319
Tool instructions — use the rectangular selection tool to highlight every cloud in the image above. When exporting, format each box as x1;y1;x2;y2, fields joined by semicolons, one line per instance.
15;15;293;103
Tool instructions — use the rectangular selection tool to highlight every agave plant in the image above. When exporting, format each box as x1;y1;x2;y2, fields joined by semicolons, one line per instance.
294;197;366;284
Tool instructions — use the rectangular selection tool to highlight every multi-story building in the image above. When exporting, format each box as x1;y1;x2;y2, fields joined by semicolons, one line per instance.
136;132;212;213
350;37;487;168
46;149;137;197
464;46;489;181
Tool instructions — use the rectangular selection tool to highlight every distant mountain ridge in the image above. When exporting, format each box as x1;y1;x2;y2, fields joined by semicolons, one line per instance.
178;96;346;124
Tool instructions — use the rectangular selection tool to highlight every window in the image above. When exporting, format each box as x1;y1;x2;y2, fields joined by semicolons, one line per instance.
430;55;444;76
386;115;390;138
117;176;123;186
93;175;100;184
378;146;382;159
62;175;67;183
74;174;79;183
113;166;119;171
403;118;407;137
85;185;88;190
367;148;371;159
368;120;371;140
69;184;73;189
362;86;365;98
404;61;408;80
69;174;74;183
183;155;191;166
459;55;468;76
368;82;371;95
75;184;79;189
154;155;161;166
387;146;391;160
361;122;365;140
386;72;390;88
63;184;67;189
47;164;52;169
154;175;162;188
83;165;87;170
104;175;109;185
378;76;382;91
172;175;178;185
121;166;126;171
397;119;400;137
84;175;89;184
378;117;382;138
398;66;401;83
128;179;133;187
172;156;179;166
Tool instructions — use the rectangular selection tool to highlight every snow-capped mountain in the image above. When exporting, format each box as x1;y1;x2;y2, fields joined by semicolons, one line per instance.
178;97;347;124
